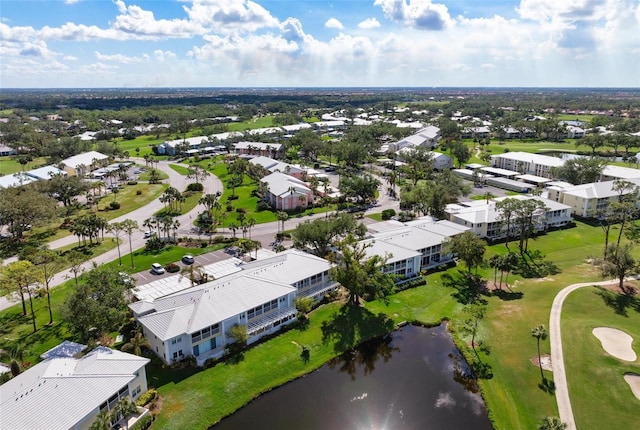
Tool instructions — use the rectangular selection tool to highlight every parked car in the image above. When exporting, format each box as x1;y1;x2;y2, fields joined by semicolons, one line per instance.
181;255;195;265
150;263;165;275
143;230;153;239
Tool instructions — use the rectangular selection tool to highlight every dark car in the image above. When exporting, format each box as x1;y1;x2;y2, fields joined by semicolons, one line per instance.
182;255;195;265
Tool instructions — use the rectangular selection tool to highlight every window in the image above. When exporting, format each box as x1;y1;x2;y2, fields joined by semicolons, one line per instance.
132;386;141;397
173;352;178;359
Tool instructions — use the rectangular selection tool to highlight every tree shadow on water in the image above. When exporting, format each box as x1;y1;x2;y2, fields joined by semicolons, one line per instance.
320;305;395;354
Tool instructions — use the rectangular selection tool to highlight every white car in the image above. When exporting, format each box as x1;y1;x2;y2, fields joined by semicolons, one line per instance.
150;263;165;275
143;230;153;239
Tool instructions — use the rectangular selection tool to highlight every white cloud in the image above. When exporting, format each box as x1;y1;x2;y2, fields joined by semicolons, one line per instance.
65;0;82;4
112;1;197;39
374;0;453;30
183;0;279;33
153;50;177;61
358;18;381;29
325;18;344;30
94;51;143;64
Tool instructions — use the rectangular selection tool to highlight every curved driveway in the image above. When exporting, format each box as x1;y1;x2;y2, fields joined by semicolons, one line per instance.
549;277;637;430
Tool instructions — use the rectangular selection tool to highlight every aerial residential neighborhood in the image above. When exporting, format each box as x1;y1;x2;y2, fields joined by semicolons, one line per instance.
2;0;640;427
1;88;639;430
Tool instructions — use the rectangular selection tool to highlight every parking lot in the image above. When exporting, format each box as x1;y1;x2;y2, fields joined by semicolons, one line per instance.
132;248;235;285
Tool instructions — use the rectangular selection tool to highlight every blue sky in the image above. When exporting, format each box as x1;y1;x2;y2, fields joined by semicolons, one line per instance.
1;0;639;88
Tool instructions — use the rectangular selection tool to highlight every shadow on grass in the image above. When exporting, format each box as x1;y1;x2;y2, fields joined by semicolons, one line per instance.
514;250;561;279
320;305;395;354
538;377;556;395
595;287;640;317
491;289;524;301
441;270;488;305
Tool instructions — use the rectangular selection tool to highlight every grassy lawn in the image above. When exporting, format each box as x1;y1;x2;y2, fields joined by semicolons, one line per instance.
0;156;49;176
24;183;167;244
3;209;638;430
168;164;190;175
562;287;640;430
155;190;202;217
207;159;332;227
113;136;165;157
227;116;274;132
139;169;169;181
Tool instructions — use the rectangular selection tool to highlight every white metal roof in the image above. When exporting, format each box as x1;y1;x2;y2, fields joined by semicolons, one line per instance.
0;173;37;188
61;151;108;169
602;165;640;180
26;165;66;180
131;249;332;339
0;347;148;430
491;151;564;167
261;171;310;197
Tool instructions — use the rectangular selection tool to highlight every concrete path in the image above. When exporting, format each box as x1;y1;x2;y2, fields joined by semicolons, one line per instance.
0;158;222;311
549;277;636;430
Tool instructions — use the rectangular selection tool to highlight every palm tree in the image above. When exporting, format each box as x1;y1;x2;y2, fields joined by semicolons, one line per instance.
108;221;125;266
181;264;205;287
121;219;139;269
483;191;495;204
531;325;548;380
538;416;567;430
89;410;111;430
122;332;151;357
277;211;289;233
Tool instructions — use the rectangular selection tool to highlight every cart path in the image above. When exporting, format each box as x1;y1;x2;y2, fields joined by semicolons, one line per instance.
549;277;637;430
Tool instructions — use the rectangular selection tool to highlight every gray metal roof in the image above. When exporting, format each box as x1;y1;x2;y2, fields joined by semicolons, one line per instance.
0;347;148;430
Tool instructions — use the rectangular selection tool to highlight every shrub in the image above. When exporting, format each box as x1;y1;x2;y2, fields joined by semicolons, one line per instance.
136;190;142;195
235;207;247;214
186;183;203;191
164;263;180;273
381;209;396;220
227;195;239;201
226;204;234;212
130;414;154;430
256;200;270;211
109;201;121;210
135;389;158;407
145;236;164;252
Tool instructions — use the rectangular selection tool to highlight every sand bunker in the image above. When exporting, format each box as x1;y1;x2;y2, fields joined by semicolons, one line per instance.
624;373;640;401
592;327;637;362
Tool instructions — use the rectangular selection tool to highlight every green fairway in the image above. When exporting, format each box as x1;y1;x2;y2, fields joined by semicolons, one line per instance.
562;287;640;430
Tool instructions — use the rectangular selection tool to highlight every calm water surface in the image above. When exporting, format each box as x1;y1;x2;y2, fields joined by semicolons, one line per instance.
213;324;492;430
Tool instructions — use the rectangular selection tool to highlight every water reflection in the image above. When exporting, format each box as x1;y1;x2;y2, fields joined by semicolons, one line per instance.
212;324;492;430
328;333;399;380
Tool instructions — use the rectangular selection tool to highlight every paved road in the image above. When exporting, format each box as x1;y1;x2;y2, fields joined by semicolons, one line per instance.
0;160;399;311
0;158;222;311
549;277;637;430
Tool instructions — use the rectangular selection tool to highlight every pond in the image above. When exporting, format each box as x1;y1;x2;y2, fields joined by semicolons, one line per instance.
212;324;492;430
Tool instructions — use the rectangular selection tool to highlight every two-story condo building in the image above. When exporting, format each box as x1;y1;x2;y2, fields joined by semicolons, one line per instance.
129;250;337;366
